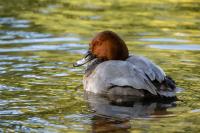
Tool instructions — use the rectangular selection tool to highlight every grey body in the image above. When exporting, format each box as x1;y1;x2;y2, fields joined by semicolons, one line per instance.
83;55;177;97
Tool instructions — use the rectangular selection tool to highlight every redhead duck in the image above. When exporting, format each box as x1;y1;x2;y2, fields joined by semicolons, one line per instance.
74;31;179;98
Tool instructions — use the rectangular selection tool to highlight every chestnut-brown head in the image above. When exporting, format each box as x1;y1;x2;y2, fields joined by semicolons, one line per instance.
73;31;129;67
90;31;129;61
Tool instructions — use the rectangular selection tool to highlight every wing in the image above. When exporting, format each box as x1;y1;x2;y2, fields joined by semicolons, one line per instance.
84;61;158;95
127;55;166;83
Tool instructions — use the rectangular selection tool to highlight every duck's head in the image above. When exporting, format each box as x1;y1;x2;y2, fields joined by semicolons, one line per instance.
74;31;129;67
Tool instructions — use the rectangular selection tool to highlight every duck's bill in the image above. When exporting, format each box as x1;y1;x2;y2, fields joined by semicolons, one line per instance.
73;51;95;67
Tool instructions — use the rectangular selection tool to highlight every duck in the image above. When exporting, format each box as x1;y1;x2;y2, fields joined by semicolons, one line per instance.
73;30;179;98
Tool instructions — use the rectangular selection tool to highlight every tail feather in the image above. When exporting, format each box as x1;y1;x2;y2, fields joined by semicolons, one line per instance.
165;76;176;90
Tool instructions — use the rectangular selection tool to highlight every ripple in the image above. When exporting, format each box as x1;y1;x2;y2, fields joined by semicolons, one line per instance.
0;71;6;74
38;66;58;69
0;55;38;63
70;49;87;54
29;82;60;86
13;63;38;68
140;38;189;43
0;55;23;60
0;17;29;25
53;73;69;77
0;100;10;106
0;43;87;52
10;68;32;72
0;62;13;65
190;109;200;113
27;117;49;125
64;114;92;124
0;67;5;70
12;24;30;28
0;17;30;29
0;35;15;40
0;30;51;39
0;85;25;91
0;37;80;44
0;110;23;115
26;117;67;129
0;120;31;132
22;75;46;79
149;44;200;51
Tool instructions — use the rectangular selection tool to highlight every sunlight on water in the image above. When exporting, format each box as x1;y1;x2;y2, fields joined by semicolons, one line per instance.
0;37;80;44
140;38;189;43
0;0;200;132
149;44;200;50
0;43;87;52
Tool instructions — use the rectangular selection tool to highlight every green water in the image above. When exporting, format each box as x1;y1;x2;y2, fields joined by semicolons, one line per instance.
0;0;200;132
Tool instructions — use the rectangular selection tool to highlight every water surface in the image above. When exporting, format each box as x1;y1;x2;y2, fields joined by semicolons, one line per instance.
0;0;200;132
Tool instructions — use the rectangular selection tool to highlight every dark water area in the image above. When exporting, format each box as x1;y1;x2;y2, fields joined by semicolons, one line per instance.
0;0;200;132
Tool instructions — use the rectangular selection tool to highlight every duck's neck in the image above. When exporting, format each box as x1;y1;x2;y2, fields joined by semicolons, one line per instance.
85;58;104;76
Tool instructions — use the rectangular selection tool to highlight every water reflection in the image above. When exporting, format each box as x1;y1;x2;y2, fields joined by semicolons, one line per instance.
0;30;51;39
85;92;176;132
0;84;25;91
149;44;200;51
140;38;189;43
0;43;86;52
0;37;80;44
91;116;131;133
0;17;30;28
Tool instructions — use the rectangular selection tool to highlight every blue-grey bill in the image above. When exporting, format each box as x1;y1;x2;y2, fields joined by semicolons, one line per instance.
73;52;95;67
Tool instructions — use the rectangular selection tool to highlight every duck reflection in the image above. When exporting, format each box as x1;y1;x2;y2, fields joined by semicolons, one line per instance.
85;92;176;133
91;116;130;133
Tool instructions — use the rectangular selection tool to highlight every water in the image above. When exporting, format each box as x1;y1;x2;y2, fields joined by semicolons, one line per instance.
0;0;200;132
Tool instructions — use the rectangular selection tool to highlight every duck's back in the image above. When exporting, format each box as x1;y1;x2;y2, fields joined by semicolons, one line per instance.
127;55;166;83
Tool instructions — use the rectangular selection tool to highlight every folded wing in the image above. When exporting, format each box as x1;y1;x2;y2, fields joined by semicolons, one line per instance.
84;60;158;95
